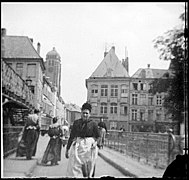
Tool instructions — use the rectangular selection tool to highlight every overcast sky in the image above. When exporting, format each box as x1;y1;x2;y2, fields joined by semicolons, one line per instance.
1;2;185;107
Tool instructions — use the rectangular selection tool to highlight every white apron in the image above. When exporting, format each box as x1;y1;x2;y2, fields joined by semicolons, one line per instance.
66;137;98;177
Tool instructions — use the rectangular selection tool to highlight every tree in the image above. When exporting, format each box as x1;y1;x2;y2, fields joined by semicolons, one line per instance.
150;9;187;134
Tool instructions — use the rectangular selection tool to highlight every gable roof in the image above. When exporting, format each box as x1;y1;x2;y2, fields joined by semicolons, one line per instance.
2;35;42;59
90;46;129;78
132;68;168;79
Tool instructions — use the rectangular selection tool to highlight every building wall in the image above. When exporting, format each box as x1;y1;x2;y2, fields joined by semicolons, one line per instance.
86;77;130;130
86;76;170;132
4;59;44;110
129;78;167;132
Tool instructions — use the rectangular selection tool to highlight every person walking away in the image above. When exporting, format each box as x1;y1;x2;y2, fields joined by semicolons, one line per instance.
98;118;107;149
65;102;101;178
16;109;40;160
41;117;63;165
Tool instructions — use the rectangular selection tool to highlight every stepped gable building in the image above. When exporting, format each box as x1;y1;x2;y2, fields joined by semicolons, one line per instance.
45;47;61;97
86;46;130;130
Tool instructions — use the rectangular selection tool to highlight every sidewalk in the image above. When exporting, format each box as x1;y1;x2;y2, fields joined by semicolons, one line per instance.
3;135;165;178
98;147;165;178
3;134;50;178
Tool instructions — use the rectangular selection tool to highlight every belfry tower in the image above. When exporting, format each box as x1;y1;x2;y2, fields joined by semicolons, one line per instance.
45;47;61;96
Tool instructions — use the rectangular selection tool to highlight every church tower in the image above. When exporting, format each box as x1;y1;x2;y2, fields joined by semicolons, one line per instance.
45;47;61;96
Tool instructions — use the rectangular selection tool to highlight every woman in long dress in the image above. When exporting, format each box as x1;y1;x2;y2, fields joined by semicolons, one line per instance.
16;109;40;159
65;102;101;177
41;117;63;165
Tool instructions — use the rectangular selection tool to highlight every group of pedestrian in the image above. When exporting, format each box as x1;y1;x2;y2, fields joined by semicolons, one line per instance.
16;102;108;178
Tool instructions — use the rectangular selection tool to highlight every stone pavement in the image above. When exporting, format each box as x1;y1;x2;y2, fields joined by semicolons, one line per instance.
3;134;165;178
3;134;50;178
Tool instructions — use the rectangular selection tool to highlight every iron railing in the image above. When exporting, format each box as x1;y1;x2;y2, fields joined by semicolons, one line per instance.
105;130;181;169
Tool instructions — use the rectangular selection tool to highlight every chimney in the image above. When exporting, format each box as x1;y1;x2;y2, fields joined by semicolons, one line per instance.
147;64;150;68
104;51;108;57
112;46;115;52
30;38;33;44
122;59;129;73
37;42;40;55
1;28;6;37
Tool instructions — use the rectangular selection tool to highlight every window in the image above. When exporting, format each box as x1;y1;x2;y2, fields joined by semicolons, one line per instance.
156;95;162;105
91;85;98;97
100;103;107;114
148;96;153;105
148;110;153;121
91;89;98;96
120;104;128;115
140;94;146;105
111;85;118;97
132;94;138;105
16;63;23;76
133;83;138;90
140;109;145;121
131;109;137;121
121;85;128;97
101;85;108;97
27;64;36;77
140;83;146;90
110;103;117;114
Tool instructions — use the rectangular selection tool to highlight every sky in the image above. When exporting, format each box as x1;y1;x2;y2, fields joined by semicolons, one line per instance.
1;2;185;107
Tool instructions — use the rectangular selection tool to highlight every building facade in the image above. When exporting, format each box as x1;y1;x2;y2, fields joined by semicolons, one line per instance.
1;28;45;110
86;46;177;133
129;66;168;132
86;46;130;130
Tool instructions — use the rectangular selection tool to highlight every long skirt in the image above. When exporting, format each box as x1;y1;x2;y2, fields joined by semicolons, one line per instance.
16;128;39;158
66;137;98;178
41;137;62;164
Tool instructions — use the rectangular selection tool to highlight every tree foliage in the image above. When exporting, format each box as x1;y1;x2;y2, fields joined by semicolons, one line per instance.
150;11;187;124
